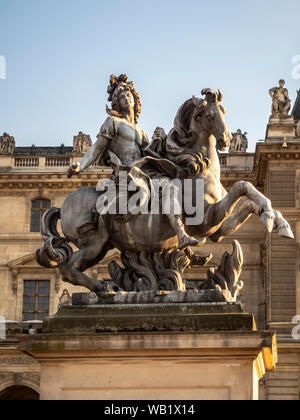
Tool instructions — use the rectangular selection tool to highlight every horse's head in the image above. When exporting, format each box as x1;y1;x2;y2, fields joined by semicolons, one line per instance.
191;89;232;151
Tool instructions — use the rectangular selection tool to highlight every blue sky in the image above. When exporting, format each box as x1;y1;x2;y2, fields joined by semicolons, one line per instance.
0;0;299;151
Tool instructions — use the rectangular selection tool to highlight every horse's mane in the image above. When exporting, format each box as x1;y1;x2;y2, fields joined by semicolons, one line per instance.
146;97;209;176
172;98;196;145
168;98;209;175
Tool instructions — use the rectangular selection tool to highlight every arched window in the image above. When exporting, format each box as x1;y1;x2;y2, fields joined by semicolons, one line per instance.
30;199;50;233
0;386;39;401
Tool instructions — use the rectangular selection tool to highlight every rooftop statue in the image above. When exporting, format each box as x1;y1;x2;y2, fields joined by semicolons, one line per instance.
37;75;294;303
0;132;15;155
269;79;291;117
73;131;92;154
229;129;248;153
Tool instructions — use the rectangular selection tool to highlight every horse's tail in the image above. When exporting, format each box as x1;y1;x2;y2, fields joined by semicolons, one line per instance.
36;207;73;269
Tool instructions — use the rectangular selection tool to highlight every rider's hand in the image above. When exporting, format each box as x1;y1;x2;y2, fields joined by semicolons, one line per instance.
67;162;80;178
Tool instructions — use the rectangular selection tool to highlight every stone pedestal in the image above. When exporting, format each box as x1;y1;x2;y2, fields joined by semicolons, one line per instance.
19;303;277;401
266;115;296;140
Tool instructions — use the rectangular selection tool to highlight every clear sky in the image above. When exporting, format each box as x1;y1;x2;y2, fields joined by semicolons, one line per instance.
0;0;299;151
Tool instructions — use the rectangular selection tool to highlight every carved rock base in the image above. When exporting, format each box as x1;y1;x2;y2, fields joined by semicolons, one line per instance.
107;241;244;303
108;248;192;292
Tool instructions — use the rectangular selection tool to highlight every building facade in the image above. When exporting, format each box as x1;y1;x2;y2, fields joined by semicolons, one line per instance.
0;92;300;400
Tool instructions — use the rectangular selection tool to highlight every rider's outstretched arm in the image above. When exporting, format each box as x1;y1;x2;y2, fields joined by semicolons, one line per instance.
69;117;115;177
79;134;108;172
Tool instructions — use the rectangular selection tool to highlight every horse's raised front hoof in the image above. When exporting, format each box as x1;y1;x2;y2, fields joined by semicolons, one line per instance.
278;225;294;239
260;210;275;233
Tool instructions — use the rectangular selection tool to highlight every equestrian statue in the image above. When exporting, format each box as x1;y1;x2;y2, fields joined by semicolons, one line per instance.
37;74;294;303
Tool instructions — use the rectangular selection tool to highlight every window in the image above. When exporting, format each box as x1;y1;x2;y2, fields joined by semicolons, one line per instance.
23;280;50;321
220;156;227;166
30;199;50;232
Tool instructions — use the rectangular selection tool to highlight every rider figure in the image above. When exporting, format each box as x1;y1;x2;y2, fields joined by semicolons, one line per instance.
68;74;199;249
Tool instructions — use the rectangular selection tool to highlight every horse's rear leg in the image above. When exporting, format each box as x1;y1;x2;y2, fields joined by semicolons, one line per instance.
59;229;119;293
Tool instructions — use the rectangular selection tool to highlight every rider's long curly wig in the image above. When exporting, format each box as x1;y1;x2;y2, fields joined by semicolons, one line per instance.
106;74;142;124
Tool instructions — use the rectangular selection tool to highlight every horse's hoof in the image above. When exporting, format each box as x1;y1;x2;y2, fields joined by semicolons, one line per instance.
278;225;294;239
178;236;206;250
260;211;275;233
195;237;207;247
96;280;122;295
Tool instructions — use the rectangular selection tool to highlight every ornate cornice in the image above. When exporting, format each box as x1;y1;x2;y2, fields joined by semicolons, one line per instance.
1;143;300;192
253;141;300;186
0;169;112;191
